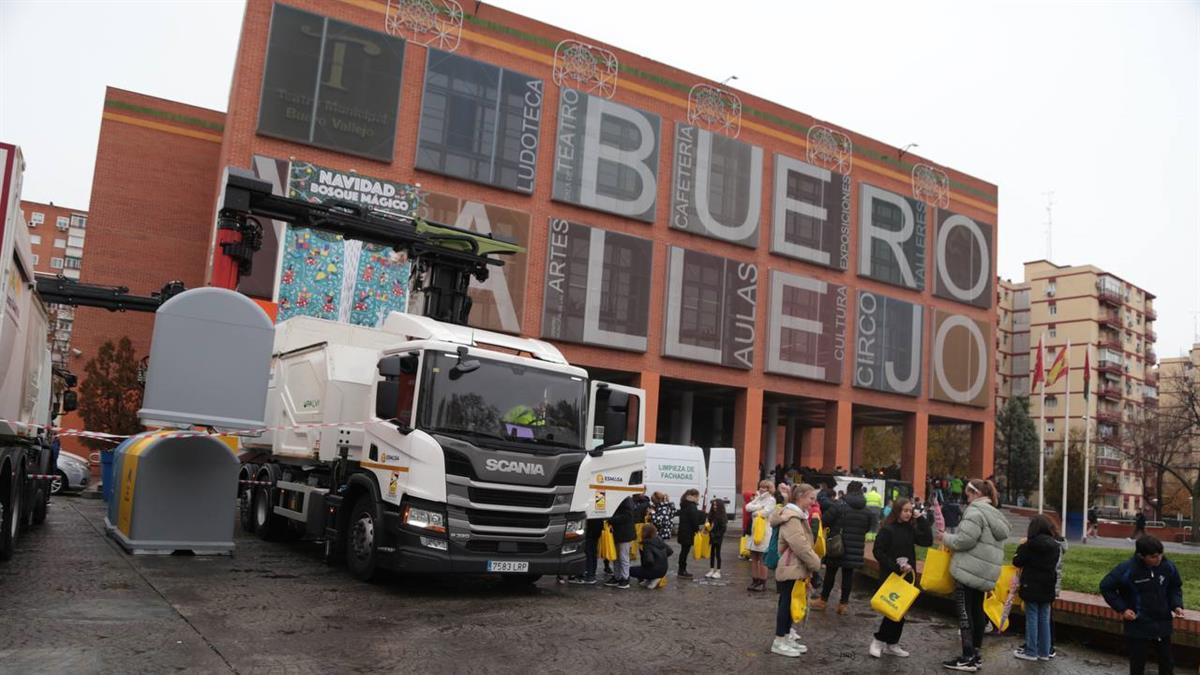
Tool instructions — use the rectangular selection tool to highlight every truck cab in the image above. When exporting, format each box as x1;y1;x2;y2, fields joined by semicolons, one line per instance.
241;313;645;582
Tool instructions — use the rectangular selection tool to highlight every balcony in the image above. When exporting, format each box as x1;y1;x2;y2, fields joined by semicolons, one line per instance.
1146;350;1157;365
1146;305;1157;321
1097;410;1123;427
1098;384;1122;400
1099;313;1123;329
1099;337;1122;352
1099;288;1122;306
1146;328;1157;343
1098;359;1124;376
1097;457;1122;470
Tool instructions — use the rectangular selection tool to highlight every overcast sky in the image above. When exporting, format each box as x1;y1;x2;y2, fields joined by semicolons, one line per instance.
1;0;1197;356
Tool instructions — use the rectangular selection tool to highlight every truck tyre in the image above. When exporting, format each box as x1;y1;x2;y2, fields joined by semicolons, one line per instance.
253;485;284;541
31;481;47;526
238;464;258;534
0;467;20;561
346;494;381;582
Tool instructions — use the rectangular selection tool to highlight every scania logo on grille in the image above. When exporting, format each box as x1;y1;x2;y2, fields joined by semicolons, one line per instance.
484;458;546;476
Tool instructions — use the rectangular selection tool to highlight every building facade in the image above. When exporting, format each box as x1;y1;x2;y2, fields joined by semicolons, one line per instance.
1002;260;1158;516
19;200;87;367
996;278;1030;410
71;0;1000;494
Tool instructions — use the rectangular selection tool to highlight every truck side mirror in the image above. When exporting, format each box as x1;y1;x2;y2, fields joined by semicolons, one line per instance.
61;390;78;413
376;356;402;422
601;390;630;449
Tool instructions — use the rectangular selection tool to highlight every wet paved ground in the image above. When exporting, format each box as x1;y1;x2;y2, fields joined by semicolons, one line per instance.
0;498;1155;674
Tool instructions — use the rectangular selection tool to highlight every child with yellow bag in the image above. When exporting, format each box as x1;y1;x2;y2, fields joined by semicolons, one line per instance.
676;489;706;579
745;480;778;592
705;499;728;580
868;497;933;658
768;484;822;658
1010;515;1060;662
605;495;638;589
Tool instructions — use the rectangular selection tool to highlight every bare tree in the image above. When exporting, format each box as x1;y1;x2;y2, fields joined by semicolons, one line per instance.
1117;370;1200;540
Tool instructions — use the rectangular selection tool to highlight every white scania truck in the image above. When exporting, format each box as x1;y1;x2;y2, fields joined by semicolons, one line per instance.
238;313;645;582
217;169;646;582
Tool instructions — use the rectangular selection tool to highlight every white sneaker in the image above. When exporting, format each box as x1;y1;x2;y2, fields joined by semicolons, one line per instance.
787;629;808;653
885;644;910;657
712;570;722;580
771;637;801;657
869;639;884;658
704;569;715;578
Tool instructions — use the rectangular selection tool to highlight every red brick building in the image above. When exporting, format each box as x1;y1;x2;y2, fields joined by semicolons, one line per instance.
59;89;225;453
73;1;999;494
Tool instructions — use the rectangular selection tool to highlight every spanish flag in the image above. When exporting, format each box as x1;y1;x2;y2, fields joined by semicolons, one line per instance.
1046;345;1069;387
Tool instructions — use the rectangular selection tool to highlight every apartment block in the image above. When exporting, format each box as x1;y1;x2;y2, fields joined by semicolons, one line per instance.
20;200;88;368
998;260;1157;516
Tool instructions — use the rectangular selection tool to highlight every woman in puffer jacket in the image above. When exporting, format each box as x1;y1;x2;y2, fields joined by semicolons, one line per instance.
767;484;822;658
744;479;778;592
938;479;1012;672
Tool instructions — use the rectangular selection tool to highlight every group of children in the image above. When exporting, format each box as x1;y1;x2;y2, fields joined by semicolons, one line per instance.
566;488;729;589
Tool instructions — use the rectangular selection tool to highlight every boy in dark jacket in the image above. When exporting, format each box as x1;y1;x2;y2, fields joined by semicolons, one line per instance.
606;496;637;589
631;523;672;587
1100;535;1185;675
1012;515;1061;661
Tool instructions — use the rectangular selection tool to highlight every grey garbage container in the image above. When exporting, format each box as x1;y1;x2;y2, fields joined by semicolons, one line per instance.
105;430;239;555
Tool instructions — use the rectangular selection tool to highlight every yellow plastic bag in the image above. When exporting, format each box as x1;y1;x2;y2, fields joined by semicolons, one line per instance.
983;590;1009;632
871;571;920;622
813;519;827;559
656;576;668;589
599;522;617;561
920;546;955;595
693;530;711;559
994;564;1022;611
752;513;768;545
739;534;750;558
790;580;809;622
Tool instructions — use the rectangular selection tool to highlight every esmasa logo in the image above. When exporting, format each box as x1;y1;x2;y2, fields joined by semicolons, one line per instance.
484;458;546;476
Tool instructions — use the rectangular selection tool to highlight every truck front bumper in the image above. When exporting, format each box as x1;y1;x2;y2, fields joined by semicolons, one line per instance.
381;511;585;576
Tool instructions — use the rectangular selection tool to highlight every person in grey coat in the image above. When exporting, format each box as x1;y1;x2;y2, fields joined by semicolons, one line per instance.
938;479;1012;672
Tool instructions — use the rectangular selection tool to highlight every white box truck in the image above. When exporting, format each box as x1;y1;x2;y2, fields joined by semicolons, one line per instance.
0;142;55;560
238;312;646;582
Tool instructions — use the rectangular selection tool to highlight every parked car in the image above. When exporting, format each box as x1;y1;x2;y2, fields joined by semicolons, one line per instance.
51;452;89;495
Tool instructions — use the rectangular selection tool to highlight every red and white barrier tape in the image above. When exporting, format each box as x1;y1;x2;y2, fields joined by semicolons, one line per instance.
0;418;372;445
27;474;57;481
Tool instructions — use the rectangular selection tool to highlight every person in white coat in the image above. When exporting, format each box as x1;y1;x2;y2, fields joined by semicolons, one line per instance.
745;479;778;592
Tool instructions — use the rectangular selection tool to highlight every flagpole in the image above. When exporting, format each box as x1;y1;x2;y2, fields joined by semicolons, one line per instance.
1082;345;1093;544
1038;336;1046;514
1062;339;1072;534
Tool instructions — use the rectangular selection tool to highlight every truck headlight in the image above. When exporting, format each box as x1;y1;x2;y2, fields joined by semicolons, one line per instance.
565;517;585;540
402;504;446;534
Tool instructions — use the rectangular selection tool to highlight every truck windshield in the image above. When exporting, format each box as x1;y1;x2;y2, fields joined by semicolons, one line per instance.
420;352;586;452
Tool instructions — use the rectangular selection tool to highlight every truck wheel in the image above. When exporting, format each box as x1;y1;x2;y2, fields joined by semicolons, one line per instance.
0;469;20;561
31;483;47;526
254;485;284;541
346;495;381;582
238;465;257;534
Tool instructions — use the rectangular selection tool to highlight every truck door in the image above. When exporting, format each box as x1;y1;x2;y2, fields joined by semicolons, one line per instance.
575;382;646;519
